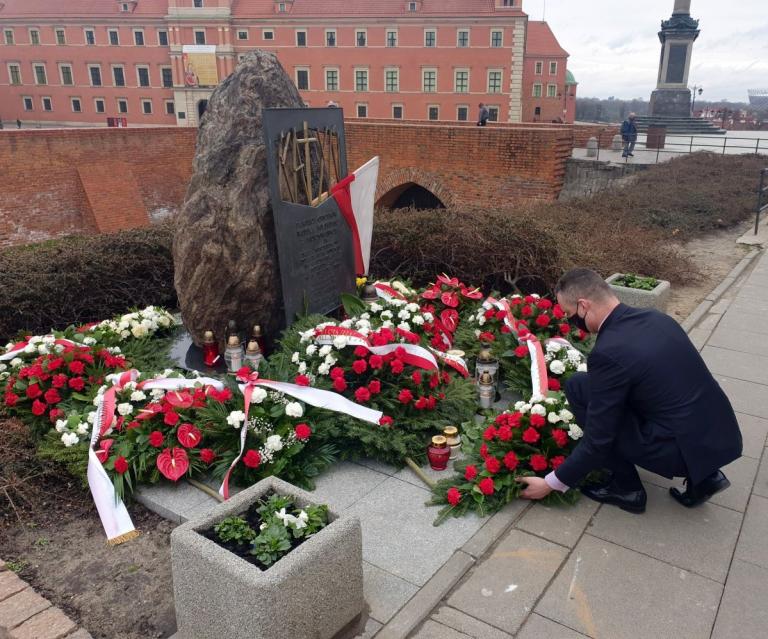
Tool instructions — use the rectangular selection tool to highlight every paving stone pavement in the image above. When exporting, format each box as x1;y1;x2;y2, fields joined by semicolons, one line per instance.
399;249;768;638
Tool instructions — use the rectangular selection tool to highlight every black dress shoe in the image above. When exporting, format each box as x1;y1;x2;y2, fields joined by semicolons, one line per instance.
581;481;647;513
669;471;730;508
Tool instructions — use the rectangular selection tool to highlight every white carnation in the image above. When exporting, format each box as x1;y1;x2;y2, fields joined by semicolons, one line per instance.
226;410;246;427
397;309;411;320
291;352;301;363
323;354;337;366
411;315;425;326
369;302;383;312
305;344;317;356
130;391;146;402
397;322;411;332
530;404;547;416
82;337;97;346
319;345;332;357
131;325;149;339
24;344;36;354
380;310;393;320
250;387;268;404
151;388;165;400
332;336;348;349
317;362;331;375
298;361;307;374
520;403;532;413
117;403;133;416
10;358;22;368
61;432;80;447
265;434;284;452
546;342;562;354
568;424;584;440
514;400;526;411
549;360;566;375
285;402;303;418
406;303;420;313
547;412;561;424
559;409;574;422
544;397;558;405
339;319;353;329
423;312;434;322
87;411;96;424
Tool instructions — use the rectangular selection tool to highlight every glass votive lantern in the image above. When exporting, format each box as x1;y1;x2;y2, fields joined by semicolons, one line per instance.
224;335;244;373
443;426;461;460
427;435;452;471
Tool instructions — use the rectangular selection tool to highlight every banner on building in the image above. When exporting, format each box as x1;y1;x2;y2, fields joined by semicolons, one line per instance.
182;45;218;87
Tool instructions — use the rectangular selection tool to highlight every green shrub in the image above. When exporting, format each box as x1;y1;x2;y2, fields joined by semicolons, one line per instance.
0;224;175;341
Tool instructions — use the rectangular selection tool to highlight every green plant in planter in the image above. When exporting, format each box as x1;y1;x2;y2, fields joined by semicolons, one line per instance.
256;494;294;522
214;517;257;546
613;274;659;291
298;504;329;538
251;522;292;566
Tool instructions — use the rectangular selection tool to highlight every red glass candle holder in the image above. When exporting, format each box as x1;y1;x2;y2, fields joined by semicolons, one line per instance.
427;435;451;471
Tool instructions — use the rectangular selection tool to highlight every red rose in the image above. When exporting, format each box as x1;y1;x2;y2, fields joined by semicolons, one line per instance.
550;455;566;470
535;314;551;327
294;423;312;440
479;443;489;458
243;449;261;469
68;361;85;375
52;374;68;388
114;456;129;474
390;359;404;374
478;477;495;496
552;429;569;448
446;487;462;506
379;415;393;426
504;451;519;470
522;427;540;444
333;377;348;392
68;376;85;391
352;359;368;375
26;383;42;399
398;389;413;404
464;464;478;481
149;431;165;447
354;346;369;358
521;305;533;317
548;378;561;391
483;426;497;441
530;414;546;428
559;323;571;336
514;345;529;358
478;331;496;343
294;374;310;387
368;380;381;394
355;386;371;402
411;371;422;385
44;388;61;404
31;399;47;416
164;410;181;426
485;456;501;474
330;367;346;380
530;454;548;472
369;355;384;369
200;448;216;464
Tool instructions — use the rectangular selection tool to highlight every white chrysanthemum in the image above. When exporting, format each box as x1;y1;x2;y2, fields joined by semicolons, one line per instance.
568;424;583;440
305;344;318;356
577;363;588;372
76;422;90;435
530;404;547;416
549;360;566;375
559;409;574;422
291;352;301;363
319;345;332;357
226;410;246;427
285;402;303;418
117;403;133;416
317;362;331;375
61;432;80;447
265;434;284;452
250;387;268;404
55;419;68;433
547;412;561;424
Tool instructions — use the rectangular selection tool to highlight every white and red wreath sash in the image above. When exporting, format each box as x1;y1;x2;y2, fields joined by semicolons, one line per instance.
0;336;80;361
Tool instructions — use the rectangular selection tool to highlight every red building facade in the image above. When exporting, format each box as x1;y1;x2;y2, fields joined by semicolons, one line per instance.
0;0;575;127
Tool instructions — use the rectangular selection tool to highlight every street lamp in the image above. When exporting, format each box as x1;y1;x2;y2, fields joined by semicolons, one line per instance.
691;85;703;116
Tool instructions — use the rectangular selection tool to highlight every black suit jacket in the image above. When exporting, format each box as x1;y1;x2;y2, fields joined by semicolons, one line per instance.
555;304;742;487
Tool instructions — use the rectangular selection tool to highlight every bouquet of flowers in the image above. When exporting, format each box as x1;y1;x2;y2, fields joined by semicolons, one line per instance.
504;340;587;397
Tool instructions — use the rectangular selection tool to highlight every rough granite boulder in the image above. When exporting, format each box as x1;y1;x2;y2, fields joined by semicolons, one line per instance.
173;50;305;347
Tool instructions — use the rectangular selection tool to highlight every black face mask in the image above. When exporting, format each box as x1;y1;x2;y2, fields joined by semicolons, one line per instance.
569;302;589;333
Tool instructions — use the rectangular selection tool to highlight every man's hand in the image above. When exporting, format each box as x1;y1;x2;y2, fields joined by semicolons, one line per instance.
517;476;553;500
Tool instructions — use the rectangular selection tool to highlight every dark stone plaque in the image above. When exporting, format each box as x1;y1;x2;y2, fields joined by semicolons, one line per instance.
665;44;688;84
263;108;356;326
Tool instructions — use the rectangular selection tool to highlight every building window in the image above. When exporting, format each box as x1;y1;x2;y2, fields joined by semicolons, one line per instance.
60;64;73;86
109;29;119;45
408;2;418;12
549;61;558;75
95;98;105;113
158;30;168;46
356;103;368;118
118;99;128;113
424;29;436;47
85;29;95;45
165;100;175;115
325;68;339;91
194;0;204;7
278;2;287;11
71;98;82;113
296;68;309;90
263;30;274;40
42;97;52;111
9;64;21;85
56;29;66;45
113;66;125;87
491;30;503;47
137;66;150;87
121;2;130;11
534;106;541;116
4;29;14;45
356;30;367;47
194;29;206;45
178;111;186;119
392;104;403;119
161;67;173;88
237;30;248;40
30;29;40;45
457;30;469;47
454;69;469;93
535;61;543;75
33;64;47;85
89;65;102;86
422;69;436;93
296;30;306;47
134;30;144;46
428;105;439;121
386;30;397;47
488;70;502;93
23;96;33;111
488;106;499;121
547;83;557;97
532;83;542;97
502;0;516;5
355;69;368;92
325;30;336;46
457;105;468;121
142;99;152;114
385;68;399;92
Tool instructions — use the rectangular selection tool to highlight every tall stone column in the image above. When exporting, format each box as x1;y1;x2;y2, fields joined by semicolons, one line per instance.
650;0;700;117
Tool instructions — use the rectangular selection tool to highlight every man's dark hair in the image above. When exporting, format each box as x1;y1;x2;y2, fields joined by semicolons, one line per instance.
555;268;613;304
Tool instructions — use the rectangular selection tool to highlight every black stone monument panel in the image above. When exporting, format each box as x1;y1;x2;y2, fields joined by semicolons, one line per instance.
665;44;688;84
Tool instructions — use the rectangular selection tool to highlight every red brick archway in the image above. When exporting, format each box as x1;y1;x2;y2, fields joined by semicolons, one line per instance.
375;167;455;209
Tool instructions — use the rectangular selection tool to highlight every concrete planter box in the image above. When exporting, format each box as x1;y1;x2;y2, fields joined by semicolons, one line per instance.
171;476;365;639
606;273;671;312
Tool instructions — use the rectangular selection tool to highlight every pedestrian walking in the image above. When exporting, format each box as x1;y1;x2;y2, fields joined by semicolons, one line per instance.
621;112;638;157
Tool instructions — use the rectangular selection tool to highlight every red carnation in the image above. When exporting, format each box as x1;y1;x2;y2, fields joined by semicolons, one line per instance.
46;357;64;371
294;374;311;387
4;392;19;407
243;449;261;469
522;427;540;444
504;451;519;470
530;454;548;472
535;314;551;327
294;423;312;440
200;448;216;464
149;431;164;447
553;304;565;319
483;426;497;441
26;383;42;399
484;309;497;320
478;477;495;496
552;429;569;448
352;359;368;375
354;386;371;402
446;487;462;506
412;371;422;385
369;355;384;369
114;456;129;474
497;425;512;441
514;345;528;358
478;331;496;343
333;377;347;392
530;414;546;428
550;455;566;470
31;399;47;416
485;456;501;474
414;396;428;410
398;389;413;404
164;410;181;426
52;374;68;388
68;360;85;375
524;295;535;303
44;388;61;404
49;408;64;423
390;359;404;374
427;396;437;409
465;464;478;480
521;305;533;317
559;323;571;336
379;415;393;426
537;299;553;310
368;379;381;394
330;366;346;380
68;376;85;391
354;346;368;358
126;420;141;429
578;329;588;341
479;443;489;458
548;378;561;391
495;310;507;321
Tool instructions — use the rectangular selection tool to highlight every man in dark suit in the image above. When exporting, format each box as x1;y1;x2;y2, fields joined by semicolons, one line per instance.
518;268;742;513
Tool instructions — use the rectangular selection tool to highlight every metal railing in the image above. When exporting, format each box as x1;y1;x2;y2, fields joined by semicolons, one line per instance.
757;168;768;235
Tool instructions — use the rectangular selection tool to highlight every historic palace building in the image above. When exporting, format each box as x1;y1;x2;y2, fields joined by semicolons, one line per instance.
0;0;576;127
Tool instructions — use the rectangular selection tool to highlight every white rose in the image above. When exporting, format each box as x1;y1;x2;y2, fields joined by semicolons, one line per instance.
568;424;584;440
559;409;574;422
285;402;303;418
250;387;268;404
547;412;561;424
577;363;588;372
549;360;566;375
117;403;133;416
265;434;284;452
226;410;246;427
61;432;80;447
319;345;332;357
306;344;317;356
531;404;547;416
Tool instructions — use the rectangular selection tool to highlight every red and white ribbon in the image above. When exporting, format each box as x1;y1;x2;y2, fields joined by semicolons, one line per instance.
373;282;408;301
429;347;470;378
0;336;79;361
220;370;383;499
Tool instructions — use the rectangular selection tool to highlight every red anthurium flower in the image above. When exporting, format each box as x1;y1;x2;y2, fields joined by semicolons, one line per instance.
446;487;462;506
156;447;189;481
95;439;114;463
461;287;483;300
137;402;164;421
421;287;440;300
440;309;460;332
165;390;194;410
235;366;252;381
177;423;202;448
437;273;460;287
440;291;459;308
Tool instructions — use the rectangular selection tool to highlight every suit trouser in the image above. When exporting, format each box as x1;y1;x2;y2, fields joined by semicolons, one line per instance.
565;373;688;489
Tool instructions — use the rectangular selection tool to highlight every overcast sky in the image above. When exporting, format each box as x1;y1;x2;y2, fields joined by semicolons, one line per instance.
525;0;768;102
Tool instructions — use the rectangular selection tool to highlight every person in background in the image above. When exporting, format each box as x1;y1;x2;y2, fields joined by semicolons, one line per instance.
477;103;489;127
621;112;638;157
